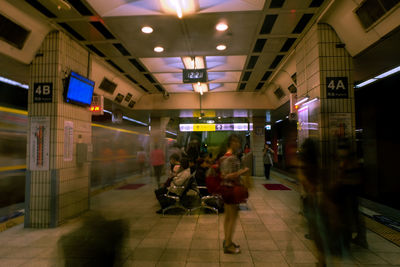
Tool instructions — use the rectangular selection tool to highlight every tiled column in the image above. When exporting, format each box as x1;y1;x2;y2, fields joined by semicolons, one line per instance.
25;31;91;228
295;23;355;170
250;117;265;177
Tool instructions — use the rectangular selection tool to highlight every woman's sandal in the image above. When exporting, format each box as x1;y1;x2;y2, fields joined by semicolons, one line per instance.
223;240;240;248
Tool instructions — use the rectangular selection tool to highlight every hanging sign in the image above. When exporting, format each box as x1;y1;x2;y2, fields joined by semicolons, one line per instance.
29;117;50;171
326;77;349;99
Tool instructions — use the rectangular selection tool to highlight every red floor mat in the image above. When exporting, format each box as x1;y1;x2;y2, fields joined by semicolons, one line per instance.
263;183;291;190
116;184;145;190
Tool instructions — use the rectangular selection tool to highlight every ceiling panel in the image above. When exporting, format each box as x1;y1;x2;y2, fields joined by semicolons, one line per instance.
140;57;184;73
164;83;194;93
206;56;247;71
208;71;242;83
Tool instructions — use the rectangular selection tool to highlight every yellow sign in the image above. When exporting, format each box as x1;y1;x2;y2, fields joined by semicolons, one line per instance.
193;110;216;117
193;124;215;132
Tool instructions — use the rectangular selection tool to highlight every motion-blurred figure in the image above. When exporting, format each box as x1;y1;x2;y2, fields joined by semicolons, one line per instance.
150;143;165;188
58;212;128;267
137;146;147;175
331;139;368;249
262;143;274;180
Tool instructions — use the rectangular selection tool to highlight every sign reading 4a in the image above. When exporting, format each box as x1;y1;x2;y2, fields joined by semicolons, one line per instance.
326;77;348;99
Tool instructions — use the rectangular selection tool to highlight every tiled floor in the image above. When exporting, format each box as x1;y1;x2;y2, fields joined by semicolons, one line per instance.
0;172;399;267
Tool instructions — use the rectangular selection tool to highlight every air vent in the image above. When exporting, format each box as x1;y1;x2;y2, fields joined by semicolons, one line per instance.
58;23;85;41
253;39;267;53
242;71;252;82
270;0;285;8
0;14;30;49
125;74;138;84
280;38;296;52
239;83;246;90
129;59;146;72
113;43;131;56
261;71;272;81
86;44;105;57
256;82;264;90
106;60;124;73
309;0;325;7
269;55;284;69
25;0;56;18
246;56;259;69
128;100;136;108
67;0;93;16
139;85;149;93
288;84;297;93
115;93;124;103
144;74;156;83
90;21;115;39
99;77;117;94
124;93;132;102
154;85;164;92
260;15;278;34
292;14;314;34
274;87;285;99
355;0;399;29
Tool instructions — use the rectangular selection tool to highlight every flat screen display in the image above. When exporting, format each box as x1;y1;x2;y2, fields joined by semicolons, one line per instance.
65;71;95;106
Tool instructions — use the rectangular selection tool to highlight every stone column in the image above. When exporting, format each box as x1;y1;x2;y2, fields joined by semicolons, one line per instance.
25;31;92;228
250;117;265;177
295;23;355;170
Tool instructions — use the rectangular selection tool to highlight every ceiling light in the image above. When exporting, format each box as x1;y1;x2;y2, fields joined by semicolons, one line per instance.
141;26;153;34
181;56;205;69
216;44;226;51
154;46;164;53
294;97;309;106
216;23;228;31
193;82;208;94
160;0;196;19
374;65;400;79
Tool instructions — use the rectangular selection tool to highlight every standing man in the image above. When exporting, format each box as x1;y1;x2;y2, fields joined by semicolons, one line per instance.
151;143;165;188
263;143;274;180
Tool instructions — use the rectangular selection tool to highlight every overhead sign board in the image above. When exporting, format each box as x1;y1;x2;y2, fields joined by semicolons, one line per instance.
180;123;253;132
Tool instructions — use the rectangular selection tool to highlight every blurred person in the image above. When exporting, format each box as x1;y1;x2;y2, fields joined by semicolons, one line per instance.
263;143;274;180
137;146;147;175
331;139;368;249
244;143;251;154
150;143;165;188
298;138;329;266
219;134;249;254
58;212;128;267
186;139;200;163
154;157;191;214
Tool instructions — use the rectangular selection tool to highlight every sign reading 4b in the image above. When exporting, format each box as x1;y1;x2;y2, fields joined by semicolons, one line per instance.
33;82;53;103
326;77;348;99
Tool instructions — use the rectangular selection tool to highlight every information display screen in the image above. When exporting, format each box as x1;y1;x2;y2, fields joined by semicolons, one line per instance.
64;72;95;106
183;69;207;83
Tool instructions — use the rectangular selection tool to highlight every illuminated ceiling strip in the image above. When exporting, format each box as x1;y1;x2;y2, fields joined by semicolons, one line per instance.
301;98;319;106
193;82;209;94
122;116;148;126
165;130;177;136
355;65;400;88
0;76;29;89
294;97;309;106
181;56;205;69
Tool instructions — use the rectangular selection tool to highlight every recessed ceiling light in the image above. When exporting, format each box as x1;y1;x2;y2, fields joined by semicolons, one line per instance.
154;46;164;53
216;44;226;51
216;23;228;31
141;26;153;34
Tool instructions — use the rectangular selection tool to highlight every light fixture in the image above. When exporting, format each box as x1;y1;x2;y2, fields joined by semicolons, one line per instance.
181;56;205;69
355;65;400;88
294;97;309;106
154;46;164;53
160;0;196;19
216;44;226;51
301;98;319;106
141;26;153;34
0;76;29;89
216;22;228;31
193;82;208;94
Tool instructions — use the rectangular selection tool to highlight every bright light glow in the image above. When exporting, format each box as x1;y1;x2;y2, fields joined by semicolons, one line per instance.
275;119;283;123
354;78;377;88
193;82;208;94
181;56;205;69
165;130;177;136
206;120;214;124
294;97;309;106
301;98;319;106
265;125;271;130
216;44;226;51
122;116;148;126
141;26;153;34
160;0;196;18
103;109;112;114
216;23;228;31
154;46;164;53
374;66;400;79
0;76;29;89
298;106;308;112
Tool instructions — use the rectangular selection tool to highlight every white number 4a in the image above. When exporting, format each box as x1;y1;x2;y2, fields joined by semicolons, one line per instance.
328;79;346;90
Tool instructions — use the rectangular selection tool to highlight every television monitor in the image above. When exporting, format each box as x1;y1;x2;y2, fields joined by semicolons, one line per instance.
64;71;95;106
